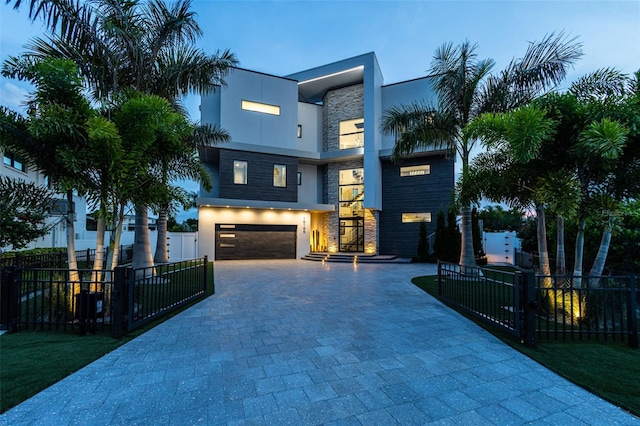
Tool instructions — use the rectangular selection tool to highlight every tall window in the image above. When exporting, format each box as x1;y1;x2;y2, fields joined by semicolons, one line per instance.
339;118;364;149
339;168;364;252
234;160;247;184
3;151;26;172
273;164;286;187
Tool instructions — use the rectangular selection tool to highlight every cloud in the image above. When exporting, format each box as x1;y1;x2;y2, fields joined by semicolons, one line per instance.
0;82;30;113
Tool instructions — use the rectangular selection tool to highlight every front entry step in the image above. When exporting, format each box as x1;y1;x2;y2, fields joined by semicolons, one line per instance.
301;252;411;264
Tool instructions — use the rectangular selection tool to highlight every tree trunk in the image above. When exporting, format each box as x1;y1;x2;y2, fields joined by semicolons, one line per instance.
91;215;106;287
572;217;586;288
536;204;552;288
107;205;125;271
459;203;477;274
65;190;79;284
588;221;613;288
555;215;567;276
132;204;154;273
154;207;169;264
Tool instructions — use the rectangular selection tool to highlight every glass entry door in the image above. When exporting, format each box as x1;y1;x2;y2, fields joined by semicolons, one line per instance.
339;218;364;252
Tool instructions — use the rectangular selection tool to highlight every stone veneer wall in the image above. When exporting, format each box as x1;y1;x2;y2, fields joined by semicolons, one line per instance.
322;84;364;152
364;209;379;254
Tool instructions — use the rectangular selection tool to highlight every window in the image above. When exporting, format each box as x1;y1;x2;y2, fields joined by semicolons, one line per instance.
297;172;302;186
339;168;364;217
3;151;26;172
234;160;247;184
400;165;430;177
297;125;302;138
402;213;432;223
241;99;280;116
339;118;364;149
274;164;286;187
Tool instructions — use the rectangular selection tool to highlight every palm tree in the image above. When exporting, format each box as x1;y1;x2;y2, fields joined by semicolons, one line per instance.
9;0;238;269
465;105;557;285
153;122;228;264
382;34;582;272
1;58;97;281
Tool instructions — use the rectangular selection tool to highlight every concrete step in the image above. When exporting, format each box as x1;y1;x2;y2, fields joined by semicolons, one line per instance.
301;253;412;264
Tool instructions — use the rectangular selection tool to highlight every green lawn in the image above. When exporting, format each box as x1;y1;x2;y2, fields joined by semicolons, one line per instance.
0;263;214;414
412;275;640;417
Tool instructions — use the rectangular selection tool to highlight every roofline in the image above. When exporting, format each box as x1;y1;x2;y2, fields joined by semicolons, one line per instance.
285;52;377;78
230;66;298;82
382;74;433;88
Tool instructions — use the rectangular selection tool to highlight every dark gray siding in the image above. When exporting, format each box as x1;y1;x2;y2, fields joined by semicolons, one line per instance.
379;154;454;257
218;150;298;202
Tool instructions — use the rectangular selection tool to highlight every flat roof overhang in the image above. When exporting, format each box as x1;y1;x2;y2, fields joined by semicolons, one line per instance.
295;65;364;104
196;197;335;213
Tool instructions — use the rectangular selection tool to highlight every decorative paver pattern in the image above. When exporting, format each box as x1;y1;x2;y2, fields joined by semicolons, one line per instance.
2;260;638;425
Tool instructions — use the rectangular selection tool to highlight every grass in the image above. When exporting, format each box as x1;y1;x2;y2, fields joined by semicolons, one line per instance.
412;275;640;417
0;263;214;414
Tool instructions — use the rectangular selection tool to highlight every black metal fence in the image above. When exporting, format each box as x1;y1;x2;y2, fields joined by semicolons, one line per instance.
0;256;210;337
0;245;133;269
536;274;638;345
437;262;638;348
111;258;209;338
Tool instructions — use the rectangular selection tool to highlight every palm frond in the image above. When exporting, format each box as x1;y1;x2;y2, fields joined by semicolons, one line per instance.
569;68;629;101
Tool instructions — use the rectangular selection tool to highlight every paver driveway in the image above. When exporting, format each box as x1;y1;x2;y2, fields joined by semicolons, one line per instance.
2;260;638;425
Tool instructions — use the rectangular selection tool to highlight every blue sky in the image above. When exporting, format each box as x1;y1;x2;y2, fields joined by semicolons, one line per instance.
1;0;639;219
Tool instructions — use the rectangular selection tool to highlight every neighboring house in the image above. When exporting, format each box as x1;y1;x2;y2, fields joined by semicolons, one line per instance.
197;52;454;260
1;149;84;251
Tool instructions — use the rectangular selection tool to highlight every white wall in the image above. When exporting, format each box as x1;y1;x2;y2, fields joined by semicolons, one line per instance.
199;207;311;259
380;77;436;151
76;231;197;262
219;68;299;150
483;231;520;265
297;102;322;152
297;164;319;205
363;54;384;211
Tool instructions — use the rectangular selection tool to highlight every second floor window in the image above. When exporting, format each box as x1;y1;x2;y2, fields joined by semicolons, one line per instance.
339;118;364;149
3;151;26;172
234;160;247;184
274;164;286;187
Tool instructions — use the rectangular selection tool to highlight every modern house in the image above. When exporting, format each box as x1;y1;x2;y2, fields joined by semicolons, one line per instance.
197;52;454;260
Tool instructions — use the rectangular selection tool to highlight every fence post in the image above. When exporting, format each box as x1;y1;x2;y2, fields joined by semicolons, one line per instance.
522;270;537;348
203;255;211;294
111;266;129;339
0;267;20;333
628;275;638;349
437;261;441;297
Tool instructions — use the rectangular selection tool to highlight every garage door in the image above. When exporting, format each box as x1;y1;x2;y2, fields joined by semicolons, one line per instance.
215;224;297;260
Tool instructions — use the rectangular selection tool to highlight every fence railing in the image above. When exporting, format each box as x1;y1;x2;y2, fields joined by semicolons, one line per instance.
0;245;133;269
112;257;209;337
0;256;209;337
437;262;638;348
438;262;535;345
535;274;638;346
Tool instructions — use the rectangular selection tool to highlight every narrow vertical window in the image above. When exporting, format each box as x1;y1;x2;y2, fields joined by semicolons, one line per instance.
234;160;247;184
297;125;302;138
297;172;302;185
274;164;287;187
